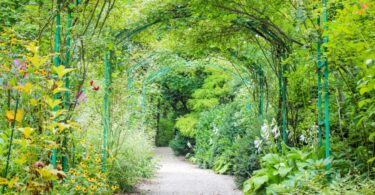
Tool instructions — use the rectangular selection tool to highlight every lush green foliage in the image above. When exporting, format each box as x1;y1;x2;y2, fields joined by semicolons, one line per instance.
244;145;329;194
169;132;194;156
1;0;375;194
156;117;175;146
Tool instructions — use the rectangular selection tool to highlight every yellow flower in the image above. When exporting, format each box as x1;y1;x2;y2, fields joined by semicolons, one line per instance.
80;162;86;167
40;70;47;76
11;38;17;44
83;170;89;177
88;177;96;182
71;179;76;183
95;158;101;164
75;185;81;190
111;185;117;191
90;185;96;191
82;187;87;193
74;172;78;177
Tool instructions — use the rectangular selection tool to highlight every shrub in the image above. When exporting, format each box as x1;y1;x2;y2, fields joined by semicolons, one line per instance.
169;133;194;156
243;145;330;194
156;118;175;146
175;113;198;138
107;129;156;192
232;135;260;188
76;74;157;193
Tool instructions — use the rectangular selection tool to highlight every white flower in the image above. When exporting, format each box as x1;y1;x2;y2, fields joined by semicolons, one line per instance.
213;126;219;135
272;126;280;138
187;141;192;148
366;59;373;65
261;123;270;140
254;139;263;153
299;135;306;143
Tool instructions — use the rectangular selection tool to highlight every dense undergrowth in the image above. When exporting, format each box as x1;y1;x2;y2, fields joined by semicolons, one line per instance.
1;0;375;194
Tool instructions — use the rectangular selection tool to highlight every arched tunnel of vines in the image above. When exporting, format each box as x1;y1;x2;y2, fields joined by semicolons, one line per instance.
0;0;374;194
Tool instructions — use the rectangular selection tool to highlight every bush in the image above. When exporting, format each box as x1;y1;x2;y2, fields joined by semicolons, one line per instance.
107;129;156;192
243;145;329;194
76;75;157;193
232;135;260;188
194;109;217;168
156;118;175;146
175;113;198;137
169;133;194;156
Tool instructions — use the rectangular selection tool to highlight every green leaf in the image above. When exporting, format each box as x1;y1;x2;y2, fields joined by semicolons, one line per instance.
358;99;372;108
369;132;375;142
252;175;269;191
368;157;375;163
52;65;75;79
277;167;292;177
262;154;280;165
359;86;372;95
243;179;252;194
218;164;230;174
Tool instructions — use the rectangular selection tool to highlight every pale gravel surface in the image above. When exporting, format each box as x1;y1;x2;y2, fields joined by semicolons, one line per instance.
137;147;243;195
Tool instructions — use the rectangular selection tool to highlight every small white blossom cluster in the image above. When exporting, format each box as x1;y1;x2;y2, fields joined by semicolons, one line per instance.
261;119;280;141
213;126;219;135
254;119;280;153
254;139;263;153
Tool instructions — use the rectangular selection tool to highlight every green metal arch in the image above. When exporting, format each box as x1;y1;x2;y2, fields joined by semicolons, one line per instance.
139;62;254;127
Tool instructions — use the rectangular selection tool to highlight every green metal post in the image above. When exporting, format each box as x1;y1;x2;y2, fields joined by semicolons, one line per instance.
2;96;19;193
108;51;113;131
61;4;72;173
317;16;323;147
259;67;264;116
281;65;287;142
52;0;62;168
102;50;110;171
323;0;330;167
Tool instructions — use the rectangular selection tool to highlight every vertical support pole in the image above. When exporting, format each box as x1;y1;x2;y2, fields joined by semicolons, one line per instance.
62;3;72;173
108;51;113;130
323;0;330;167
102;50;110;171
2;96;19;193
281;64;287;142
52;0;62;168
259;67;264;116
317;16;323;148
64;6;72;109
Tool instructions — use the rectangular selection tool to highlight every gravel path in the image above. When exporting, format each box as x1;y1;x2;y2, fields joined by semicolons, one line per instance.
137;147;243;195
